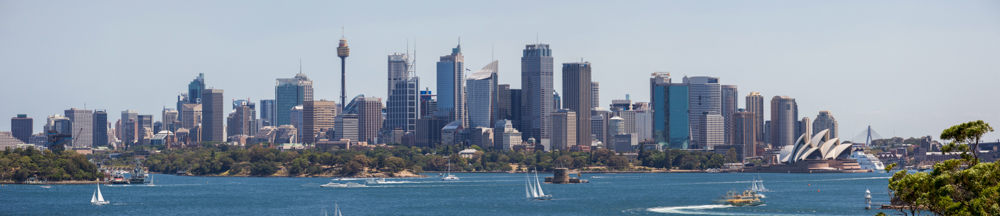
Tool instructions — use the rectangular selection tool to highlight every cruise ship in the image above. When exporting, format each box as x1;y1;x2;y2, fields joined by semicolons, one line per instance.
849;151;885;171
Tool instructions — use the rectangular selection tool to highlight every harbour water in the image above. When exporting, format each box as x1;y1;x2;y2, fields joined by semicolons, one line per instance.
2;172;892;215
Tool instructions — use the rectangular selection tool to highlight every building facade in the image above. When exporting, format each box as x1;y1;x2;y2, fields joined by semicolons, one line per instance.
202;88;224;142
746;92;765;144
521;44;553;145
650;73;690;149
685;76;721;148
303;100;337;144
813;111;838;139
550;109;576;151
259;99;276;127
770;96;798;148
386;77;419;132
732;109;756;158
357;97;384;143
11;114;32;143
436;44;465;127
65;108;93;148
275;73;313;127
466;61;498;128
562;62;592;147
721;85;738;145
591;82;600;109
93;110;108;146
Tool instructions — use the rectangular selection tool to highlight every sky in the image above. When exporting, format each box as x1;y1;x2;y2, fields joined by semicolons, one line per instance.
1;0;998;142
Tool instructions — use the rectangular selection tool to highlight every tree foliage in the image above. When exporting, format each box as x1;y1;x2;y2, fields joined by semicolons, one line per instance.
0;147;101;182
885;120;999;216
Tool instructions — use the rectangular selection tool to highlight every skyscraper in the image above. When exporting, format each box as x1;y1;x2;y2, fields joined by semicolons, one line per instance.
227;101;257;139
685;76;721;149
521;44;553;146
746;92;765;144
698;111;724;149
419;89;436;118
550;109;576;151
466;61;498;128
497;84;512;122
797;117;812;142
188;73;205;104
591;82;600;109
357;97;384;143
259;99;275;126
162;108;179;132
303;100;337;144
508;88;523;132
10;114;32;143
181;104;202;129
386;52;420;133
770;96;798;148
436;44;465;126
137;114;153;145
275;73;314;126
591;107;610;147
562;62;592;147
732;109;755;158
721;85;737;145
291;105;303;139
65;108;93;148
202;88;224;142
650;73;690;149
93;110;108;146
813;111;838;138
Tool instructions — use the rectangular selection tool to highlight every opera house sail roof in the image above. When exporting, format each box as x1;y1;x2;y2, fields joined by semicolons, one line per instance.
778;129;852;164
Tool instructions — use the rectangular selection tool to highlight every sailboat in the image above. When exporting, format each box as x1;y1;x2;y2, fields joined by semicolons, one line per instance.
91;184;110;205
756;174;770;192
442;158;459;181
525;169;552;200
148;174;155;187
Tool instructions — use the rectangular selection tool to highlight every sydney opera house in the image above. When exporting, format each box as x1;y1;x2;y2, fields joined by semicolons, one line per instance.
747;129;867;173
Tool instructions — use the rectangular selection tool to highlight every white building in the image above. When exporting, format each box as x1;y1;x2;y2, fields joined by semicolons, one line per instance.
466;61;497;128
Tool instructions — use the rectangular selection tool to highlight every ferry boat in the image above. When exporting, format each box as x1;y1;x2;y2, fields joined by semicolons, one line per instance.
128;164;147;184
850;151;885;171
109;173;130;184
723;190;765;206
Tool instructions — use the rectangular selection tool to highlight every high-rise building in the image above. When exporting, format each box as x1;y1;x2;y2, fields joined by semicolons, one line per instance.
227;101;257;139
813;111;838;139
611;98;632;111
550;109;576;151
291;105;303;139
65;108;93;148
387;53;410;95
698;111;724;149
93;110;108;146
188;73;205;104
609;116;625;136
797;117;811;142
275;73;313;127
685;76;721;148
10;114;32;143
415;115;446;148
387;77;419;132
509;88;523;132
553;91;561;110
466;61;498;128
181;104;202;129
259;99;276;127
162;108;178;132
436;44;465;127
591;107;611;146
591;82;600;109
335;114;359;143
120;110;138;141
123;118;137;147
650;73;690;149
521;44;553;145
202;88;224;142
357;97;384;143
494;119;520;150
562;62;593;147
634;107;653;141
137;114;153;145
746;92;765;144
497;84;512;123
303;100;336;144
721;85;738;145
770;96;798;148
732;109;755;158
419;89;436;118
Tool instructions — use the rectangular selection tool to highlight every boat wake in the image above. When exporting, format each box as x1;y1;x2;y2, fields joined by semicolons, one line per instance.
647;204;733;215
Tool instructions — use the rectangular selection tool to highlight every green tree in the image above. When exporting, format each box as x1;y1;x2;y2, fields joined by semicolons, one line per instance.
885;120;999;216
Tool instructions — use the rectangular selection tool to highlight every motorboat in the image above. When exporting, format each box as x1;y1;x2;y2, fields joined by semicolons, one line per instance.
321;182;366;188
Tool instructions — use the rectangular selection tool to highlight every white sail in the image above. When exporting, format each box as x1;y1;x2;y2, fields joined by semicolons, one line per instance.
96;185;105;202
91;191;97;203
334;203;342;216
534;170;545;196
525;174;531;198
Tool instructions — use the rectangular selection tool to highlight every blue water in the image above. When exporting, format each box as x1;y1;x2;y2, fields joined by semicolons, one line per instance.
1;172;893;215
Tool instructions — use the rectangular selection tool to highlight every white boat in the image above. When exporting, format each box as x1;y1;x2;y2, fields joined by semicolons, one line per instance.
442;159;459;181
148;174;155;186
525;169;552;200
365;178;387;184
91;184;110;205
321;182;366;188
850;151;886;171
751;175;770;193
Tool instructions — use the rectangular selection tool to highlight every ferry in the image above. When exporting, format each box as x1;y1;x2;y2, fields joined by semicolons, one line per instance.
723;190;765;206
850;151;885;171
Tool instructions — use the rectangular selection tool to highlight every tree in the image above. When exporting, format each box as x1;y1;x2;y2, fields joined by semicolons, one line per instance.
885;120;999;216
726;148;738;163
607;155;629;170
940;120;994;164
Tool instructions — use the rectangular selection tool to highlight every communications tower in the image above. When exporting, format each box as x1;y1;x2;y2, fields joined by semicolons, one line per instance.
337;30;350;107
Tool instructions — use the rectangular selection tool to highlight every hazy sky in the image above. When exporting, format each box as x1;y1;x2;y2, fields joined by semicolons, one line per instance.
1;0;998;142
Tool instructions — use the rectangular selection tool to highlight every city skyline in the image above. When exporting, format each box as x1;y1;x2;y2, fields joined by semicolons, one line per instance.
1;1;998;141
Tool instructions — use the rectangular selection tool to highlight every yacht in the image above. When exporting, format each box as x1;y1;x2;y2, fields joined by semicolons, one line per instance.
850;151;886;171
91;184;110;205
442;159;459;181
321;182;366;188
365;178;387;184
525;169;552;200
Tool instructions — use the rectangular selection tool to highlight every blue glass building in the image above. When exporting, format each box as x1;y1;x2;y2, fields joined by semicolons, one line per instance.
275;73;313;127
651;73;690;150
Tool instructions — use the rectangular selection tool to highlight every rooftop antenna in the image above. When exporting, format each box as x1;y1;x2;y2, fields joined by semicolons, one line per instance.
299;58;302;73
341;26;345;39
